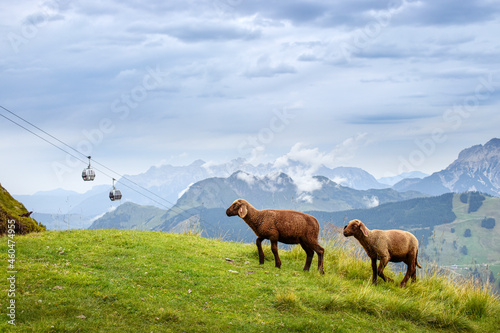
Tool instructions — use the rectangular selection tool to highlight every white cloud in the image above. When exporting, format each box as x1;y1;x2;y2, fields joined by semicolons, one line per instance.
1;0;499;195
235;171;256;186
201;161;218;175
297;193;314;204
363;196;379;208
274;133;368;171
115;69;140;80
332;176;348;186
89;205;117;223
272;134;369;195
291;173;323;194
178;183;194;199
244;55;297;78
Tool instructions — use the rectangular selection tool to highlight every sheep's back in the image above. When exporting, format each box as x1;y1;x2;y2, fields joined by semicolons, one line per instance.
262;209;319;240
374;230;418;257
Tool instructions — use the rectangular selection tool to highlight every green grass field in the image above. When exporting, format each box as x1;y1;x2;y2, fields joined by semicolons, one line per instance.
424;195;500;291
1;229;499;332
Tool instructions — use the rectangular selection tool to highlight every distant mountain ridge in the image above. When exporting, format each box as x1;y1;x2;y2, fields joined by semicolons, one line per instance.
148;170;426;235
120;158;391;207
89;169;425;232
88;202;165;231
21;138;500;231
170;170;423;212
317;166;389;190
393;138;500;196
377;171;428;186
19;158;394;230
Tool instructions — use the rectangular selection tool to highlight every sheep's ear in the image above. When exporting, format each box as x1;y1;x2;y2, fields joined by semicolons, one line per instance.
359;222;369;237
238;205;248;218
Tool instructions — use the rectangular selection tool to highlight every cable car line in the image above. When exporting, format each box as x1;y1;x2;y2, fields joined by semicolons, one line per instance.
1;104;215;223
1;104;173;205
0;112;88;165
87;163;172;209
0;105;219;233
0;109;179;210
1;104;183;209
0;105;87;162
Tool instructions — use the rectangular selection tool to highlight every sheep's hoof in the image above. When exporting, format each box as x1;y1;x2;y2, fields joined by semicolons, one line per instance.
372;280;378;285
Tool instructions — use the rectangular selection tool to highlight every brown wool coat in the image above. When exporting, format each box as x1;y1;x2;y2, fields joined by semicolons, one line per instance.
343;219;421;287
226;199;324;273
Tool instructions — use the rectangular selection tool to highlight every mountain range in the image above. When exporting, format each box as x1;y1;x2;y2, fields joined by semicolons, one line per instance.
167;170;423;213
12;138;500;230
89;170;425;234
116;158;405;206
13;158;406;229
393;138;500;196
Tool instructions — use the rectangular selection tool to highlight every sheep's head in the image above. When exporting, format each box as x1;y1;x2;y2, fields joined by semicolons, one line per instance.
226;199;248;218
343;219;369;238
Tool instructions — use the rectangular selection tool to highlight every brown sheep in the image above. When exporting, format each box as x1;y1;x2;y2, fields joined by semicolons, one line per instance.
226;199;324;273
343;219;421;287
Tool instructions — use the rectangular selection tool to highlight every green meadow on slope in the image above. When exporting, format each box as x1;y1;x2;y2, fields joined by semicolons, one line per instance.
0;184;45;235
424;194;500;289
1;230;499;332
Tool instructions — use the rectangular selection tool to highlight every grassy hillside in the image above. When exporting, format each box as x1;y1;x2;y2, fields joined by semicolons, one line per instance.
424;194;500;291
1;230;499;332
0;183;45;235
308;192;500;293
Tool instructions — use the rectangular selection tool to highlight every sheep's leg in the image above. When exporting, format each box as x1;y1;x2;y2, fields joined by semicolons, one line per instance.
256;237;265;265
411;255;418;283
401;258;417;287
310;243;325;274
377;256;393;283
270;240;281;268
371;258;378;284
411;263;417;283
400;263;412;288
299;242;314;271
400;258;417;287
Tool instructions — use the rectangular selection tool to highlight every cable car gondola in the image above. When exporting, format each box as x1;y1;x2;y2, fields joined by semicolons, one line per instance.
109;178;122;201
82;156;95;181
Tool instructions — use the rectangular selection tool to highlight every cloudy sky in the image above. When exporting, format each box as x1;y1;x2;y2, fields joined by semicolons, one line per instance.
1;0;500;195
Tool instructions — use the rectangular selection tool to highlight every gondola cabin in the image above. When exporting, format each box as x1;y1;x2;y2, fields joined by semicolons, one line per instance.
109;188;122;201
109;178;122;201
82;156;95;181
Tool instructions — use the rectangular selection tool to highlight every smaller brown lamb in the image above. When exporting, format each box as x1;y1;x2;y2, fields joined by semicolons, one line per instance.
343;219;421;287
226;199;324;273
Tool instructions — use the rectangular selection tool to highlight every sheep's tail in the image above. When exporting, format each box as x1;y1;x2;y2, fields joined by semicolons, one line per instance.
416;249;422;269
